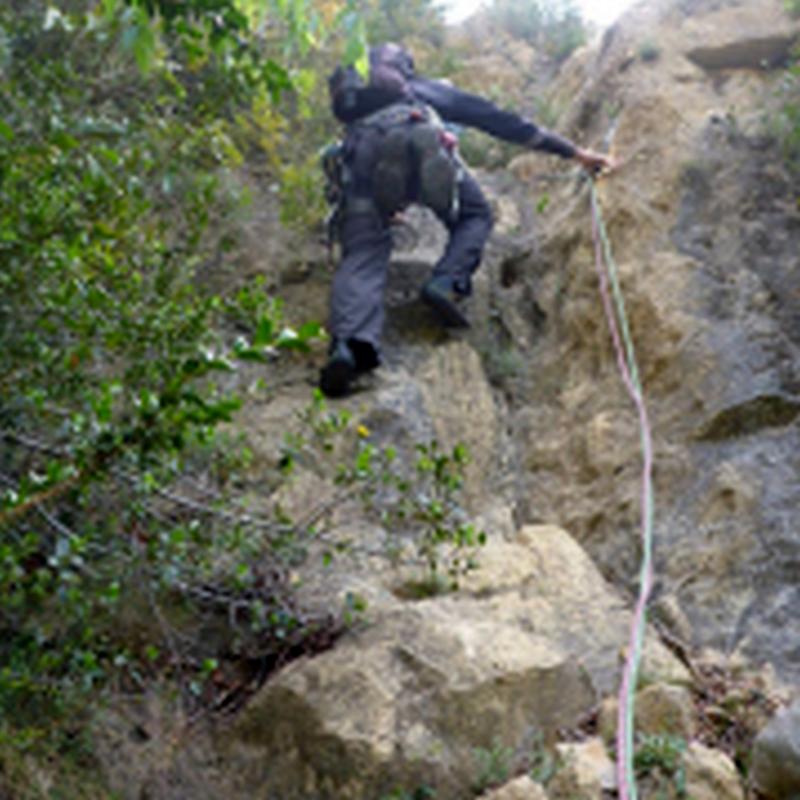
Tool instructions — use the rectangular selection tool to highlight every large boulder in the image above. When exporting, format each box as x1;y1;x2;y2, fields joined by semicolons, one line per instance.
221;526;687;799
227;603;592;799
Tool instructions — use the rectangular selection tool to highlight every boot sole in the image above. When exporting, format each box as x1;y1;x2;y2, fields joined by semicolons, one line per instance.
420;284;470;328
319;357;355;398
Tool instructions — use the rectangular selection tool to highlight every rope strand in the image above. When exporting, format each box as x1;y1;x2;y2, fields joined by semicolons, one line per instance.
589;182;656;800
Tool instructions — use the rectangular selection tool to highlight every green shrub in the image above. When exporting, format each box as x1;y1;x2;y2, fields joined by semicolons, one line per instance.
0;0;338;763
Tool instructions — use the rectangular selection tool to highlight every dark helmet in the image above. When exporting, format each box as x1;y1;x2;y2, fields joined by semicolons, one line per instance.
368;42;416;94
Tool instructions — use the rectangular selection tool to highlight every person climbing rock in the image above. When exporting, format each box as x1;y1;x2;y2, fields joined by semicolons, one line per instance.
320;42;615;398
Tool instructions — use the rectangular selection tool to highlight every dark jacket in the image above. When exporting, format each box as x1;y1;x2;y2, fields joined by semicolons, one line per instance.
331;73;576;160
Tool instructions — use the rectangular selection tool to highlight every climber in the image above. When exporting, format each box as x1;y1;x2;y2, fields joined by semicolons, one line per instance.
320;42;615;398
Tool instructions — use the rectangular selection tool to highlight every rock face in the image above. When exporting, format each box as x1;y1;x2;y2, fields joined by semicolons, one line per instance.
494;0;800;685
349;0;800;690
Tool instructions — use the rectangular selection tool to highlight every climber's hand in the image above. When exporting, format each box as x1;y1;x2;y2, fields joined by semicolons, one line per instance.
575;147;617;176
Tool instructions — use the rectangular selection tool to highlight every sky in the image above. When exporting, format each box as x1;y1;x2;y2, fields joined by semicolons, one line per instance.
443;0;638;28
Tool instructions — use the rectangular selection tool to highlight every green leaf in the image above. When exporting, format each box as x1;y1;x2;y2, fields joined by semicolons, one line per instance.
238;348;268;362
253;315;275;347
123;11;157;74
53;131;80;150
201;658;219;675
296;320;323;341
0;120;14;141
452;443;468;464
262;59;293;102
339;3;367;74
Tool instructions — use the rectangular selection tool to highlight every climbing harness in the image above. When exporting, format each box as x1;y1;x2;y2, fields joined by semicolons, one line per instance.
589;180;655;800
320;139;347;262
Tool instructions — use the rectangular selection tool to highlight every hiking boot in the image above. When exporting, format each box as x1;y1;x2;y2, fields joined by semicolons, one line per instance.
420;276;470;328
411;125;457;219
319;340;357;398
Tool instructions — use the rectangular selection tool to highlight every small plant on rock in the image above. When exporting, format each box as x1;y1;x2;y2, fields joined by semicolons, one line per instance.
472;738;514;793
634;734;688;798
402;441;487;591
345;438;487;596
528;729;559;785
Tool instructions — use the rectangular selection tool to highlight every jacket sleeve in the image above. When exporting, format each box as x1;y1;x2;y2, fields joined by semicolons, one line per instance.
410;77;577;159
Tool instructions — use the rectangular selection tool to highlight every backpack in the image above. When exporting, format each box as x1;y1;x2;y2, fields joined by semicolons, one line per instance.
360;101;461;220
325;44;462;222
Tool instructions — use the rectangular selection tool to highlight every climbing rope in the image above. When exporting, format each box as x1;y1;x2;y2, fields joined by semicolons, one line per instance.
589;180;655;800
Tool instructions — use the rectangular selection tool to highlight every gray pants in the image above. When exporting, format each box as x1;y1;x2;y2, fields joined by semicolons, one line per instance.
329;170;493;370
